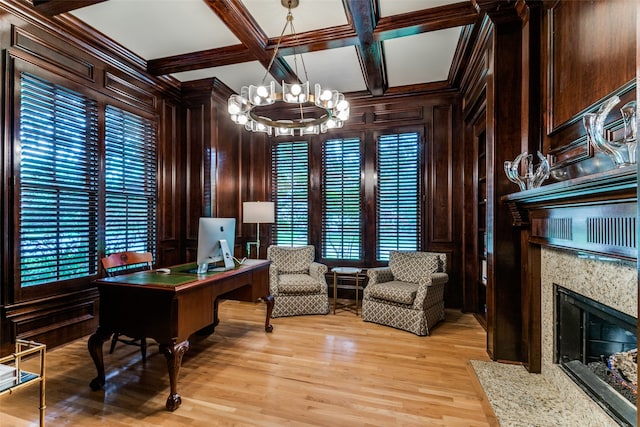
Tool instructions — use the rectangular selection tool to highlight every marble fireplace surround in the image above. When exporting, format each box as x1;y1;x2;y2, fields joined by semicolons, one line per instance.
504;167;637;426
541;247;636;425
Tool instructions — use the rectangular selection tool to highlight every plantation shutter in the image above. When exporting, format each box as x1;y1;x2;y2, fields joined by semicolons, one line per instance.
376;132;421;261
272;141;309;246
18;73;99;287
104;105;157;255
322;137;361;260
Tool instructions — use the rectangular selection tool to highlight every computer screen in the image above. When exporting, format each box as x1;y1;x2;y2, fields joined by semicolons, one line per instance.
196;217;236;272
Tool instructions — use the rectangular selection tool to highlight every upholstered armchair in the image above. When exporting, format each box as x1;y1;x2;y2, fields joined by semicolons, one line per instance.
266;245;330;317
362;251;448;336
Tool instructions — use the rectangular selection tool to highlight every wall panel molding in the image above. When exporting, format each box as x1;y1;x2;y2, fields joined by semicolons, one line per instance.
13;25;94;81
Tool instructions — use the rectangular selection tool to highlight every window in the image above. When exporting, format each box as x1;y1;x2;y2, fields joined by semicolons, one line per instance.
322;137;361;260
17;72;157;289
272;141;308;246
376;132;421;261
105;106;157;254
19;73;99;287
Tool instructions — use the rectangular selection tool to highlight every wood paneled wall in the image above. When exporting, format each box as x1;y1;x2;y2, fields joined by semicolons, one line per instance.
187;88;465;308
0;3;182;353
542;0;636;174
461;0;637;367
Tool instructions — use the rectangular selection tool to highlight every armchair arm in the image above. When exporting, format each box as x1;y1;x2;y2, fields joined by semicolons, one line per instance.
309;262;328;283
268;264;281;296
366;267;394;287
413;273;448;310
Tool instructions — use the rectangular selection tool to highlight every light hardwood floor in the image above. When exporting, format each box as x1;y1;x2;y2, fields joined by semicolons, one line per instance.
0;300;498;426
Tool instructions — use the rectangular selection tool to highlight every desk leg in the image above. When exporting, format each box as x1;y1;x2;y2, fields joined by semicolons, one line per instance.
160;340;190;411
88;326;113;391
263;295;274;332
213;297;221;328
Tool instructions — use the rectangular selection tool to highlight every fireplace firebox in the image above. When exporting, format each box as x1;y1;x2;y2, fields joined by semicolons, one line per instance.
555;285;637;426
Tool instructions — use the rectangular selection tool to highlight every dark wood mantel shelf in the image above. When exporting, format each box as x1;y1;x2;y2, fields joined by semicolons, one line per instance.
502;167;637;261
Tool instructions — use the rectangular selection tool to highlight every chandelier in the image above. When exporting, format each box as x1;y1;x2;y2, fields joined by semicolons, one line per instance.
227;0;350;136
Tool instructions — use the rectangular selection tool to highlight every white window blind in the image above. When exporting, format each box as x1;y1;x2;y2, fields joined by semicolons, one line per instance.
19;73;99;286
376;132;421;261
322;137;361;260
272;141;309;246
104;106;157;255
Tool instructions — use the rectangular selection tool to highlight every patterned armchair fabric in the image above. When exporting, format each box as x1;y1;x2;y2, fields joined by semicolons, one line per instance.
267;245;330;317
362;251;448;336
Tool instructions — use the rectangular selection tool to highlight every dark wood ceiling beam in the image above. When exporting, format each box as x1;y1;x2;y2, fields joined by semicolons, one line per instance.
375;2;480;41
204;0;297;84
273;25;358;56
147;25;357;76
148;44;253;76
385;80;454;97
30;0;107;16
343;0;387;96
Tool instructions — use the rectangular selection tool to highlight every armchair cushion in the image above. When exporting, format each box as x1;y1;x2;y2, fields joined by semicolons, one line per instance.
366;280;418;305
277;274;324;295
389;251;444;283
269;245;314;274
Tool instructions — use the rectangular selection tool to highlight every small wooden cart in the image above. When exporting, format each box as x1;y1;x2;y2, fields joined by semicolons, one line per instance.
0;339;46;426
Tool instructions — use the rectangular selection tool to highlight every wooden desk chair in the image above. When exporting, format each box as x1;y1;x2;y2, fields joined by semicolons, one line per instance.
101;251;153;361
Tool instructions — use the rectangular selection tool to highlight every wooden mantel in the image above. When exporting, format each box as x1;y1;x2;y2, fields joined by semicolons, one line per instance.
501;166;637;373
503;167;637;261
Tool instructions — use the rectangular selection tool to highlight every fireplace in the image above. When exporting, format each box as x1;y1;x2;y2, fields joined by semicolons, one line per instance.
502;167;637;426
555;285;637;426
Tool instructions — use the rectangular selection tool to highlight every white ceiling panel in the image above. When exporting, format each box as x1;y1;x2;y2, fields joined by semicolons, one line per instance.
71;0;240;59
384;27;462;87
283;46;367;93
242;0;348;38
379;0;462;17
171;61;272;92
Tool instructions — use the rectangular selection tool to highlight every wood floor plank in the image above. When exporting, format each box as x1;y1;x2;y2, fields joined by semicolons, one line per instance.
0;300;495;426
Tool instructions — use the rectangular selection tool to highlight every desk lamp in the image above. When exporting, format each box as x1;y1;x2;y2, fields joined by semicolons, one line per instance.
243;201;274;258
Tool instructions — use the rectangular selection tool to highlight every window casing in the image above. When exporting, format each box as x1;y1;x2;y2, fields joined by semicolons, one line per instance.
376;132;421;261
271;141;309;246
271;129;422;264
105;105;157;255
17;72;157;290
322;137;361;260
19;73;100;287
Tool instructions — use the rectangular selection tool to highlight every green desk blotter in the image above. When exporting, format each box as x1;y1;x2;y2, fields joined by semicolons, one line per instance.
104;271;198;287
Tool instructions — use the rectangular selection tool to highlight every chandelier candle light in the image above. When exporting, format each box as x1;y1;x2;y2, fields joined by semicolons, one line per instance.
227;0;350;136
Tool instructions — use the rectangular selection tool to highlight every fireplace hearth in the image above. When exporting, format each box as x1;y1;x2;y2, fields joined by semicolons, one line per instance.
555;285;637;426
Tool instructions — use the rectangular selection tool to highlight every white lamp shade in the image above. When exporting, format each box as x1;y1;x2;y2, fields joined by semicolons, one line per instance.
243;202;275;223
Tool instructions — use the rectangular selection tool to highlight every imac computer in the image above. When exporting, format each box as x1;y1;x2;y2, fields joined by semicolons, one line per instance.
196;217;236;273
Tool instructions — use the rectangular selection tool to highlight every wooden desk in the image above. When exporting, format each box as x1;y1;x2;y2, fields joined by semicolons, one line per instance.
87;259;273;411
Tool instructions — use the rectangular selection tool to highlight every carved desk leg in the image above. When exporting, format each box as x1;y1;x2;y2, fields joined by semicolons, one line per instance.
160;340;190;411
88;326;113;391
213;297;221;328
263;295;274;332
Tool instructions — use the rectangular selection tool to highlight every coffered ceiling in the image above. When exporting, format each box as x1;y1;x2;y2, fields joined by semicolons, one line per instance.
33;0;481;97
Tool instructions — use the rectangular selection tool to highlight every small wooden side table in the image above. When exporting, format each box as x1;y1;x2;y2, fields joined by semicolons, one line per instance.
331;267;363;315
